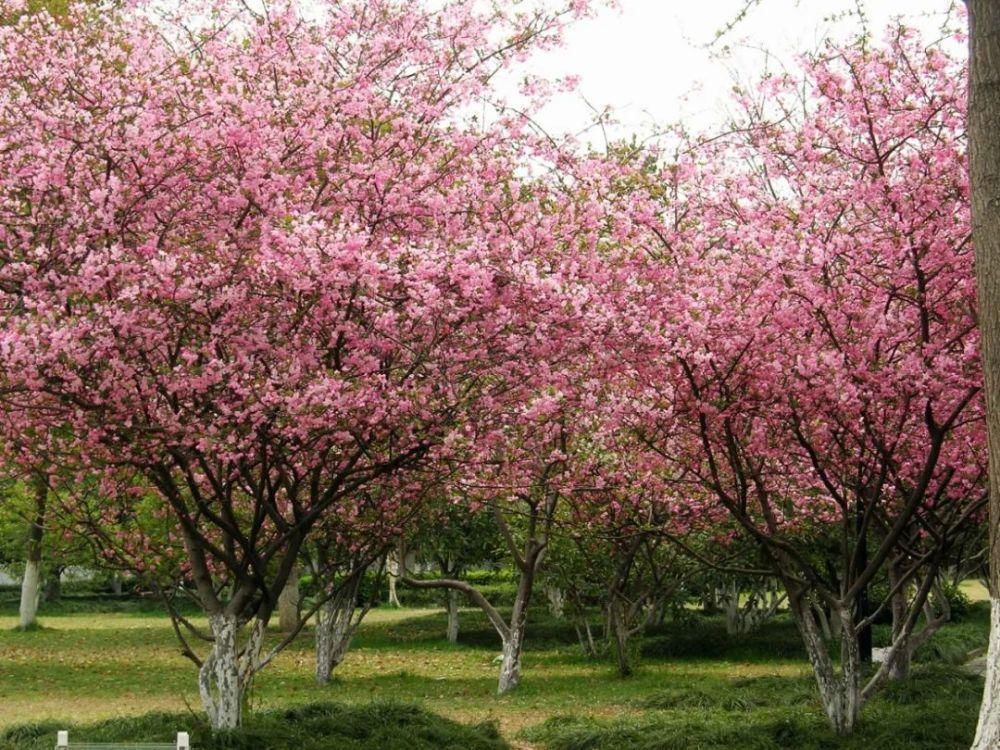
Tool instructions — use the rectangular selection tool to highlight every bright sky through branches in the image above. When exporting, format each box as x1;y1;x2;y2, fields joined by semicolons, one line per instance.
501;0;957;142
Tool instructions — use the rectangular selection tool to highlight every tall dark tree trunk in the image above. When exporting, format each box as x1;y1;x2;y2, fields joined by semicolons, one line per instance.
855;502;873;664
969;2;1000;747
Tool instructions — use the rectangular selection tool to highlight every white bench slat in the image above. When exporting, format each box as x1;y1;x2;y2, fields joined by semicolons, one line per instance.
55;731;189;750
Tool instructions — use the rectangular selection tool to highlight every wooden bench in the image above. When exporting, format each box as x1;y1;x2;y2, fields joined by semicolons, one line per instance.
55;731;189;750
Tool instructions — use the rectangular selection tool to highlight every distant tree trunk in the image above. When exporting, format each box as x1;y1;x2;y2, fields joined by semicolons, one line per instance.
446;588;460;644
969;2;1000;747
386;544;413;609
18;559;41;628
888;563;911;681
813;601;832;640
43;563;63;603
830;606;844;641
439;555;461;643
18;476;46;630
545;585;565;619
574;617;600;657
608;596;633;677
277;565;300;632
387;569;401;607
404;541;543;695
110;573;123;596
719;581;741;635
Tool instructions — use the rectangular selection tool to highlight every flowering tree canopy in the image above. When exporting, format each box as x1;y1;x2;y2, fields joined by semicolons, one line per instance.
0;0;610;727
633;23;983;735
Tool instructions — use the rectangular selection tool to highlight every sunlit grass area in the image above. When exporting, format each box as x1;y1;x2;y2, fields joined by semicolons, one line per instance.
0;599;990;749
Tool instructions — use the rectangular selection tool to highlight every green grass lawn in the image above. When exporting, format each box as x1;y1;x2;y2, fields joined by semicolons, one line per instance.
0;597;990;749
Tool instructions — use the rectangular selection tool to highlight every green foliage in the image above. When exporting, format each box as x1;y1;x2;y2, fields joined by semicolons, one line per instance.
0;591;192;617
402;580;519;609
941;582;972;623
0;703;508;750
463;569;517;586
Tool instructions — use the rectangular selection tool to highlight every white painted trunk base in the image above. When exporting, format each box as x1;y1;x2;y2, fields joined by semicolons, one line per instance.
315;598;356;684
497;627;524;694
795;603;860;736
972;598;1000;749
198;614;262;730
18;559;41;630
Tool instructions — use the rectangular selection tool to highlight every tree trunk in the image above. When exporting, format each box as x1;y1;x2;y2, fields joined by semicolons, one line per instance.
43;563;62;603
277;566;299;632
387;553;401;608
18;559;41;629
199;614;257;730
574;617;599;657
814;602;833;641
18;476;46;630
545;585;565;619
790;595;860;736
720;582;741;635
889;565;910;681
497;557;537;695
829;605;844;640
315;576;364;685
609;598;633;677
970;2;1000;747
976;601;1000;748
446;589;460;644
497;623;525;694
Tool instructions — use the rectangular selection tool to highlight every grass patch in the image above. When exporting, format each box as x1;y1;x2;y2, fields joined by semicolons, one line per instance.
910;616;990;666
522;665;980;749
0;600;989;747
640;615;808;662
0;702;508;750
9;621;46;633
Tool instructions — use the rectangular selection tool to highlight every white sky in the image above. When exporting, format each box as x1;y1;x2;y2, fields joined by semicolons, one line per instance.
499;0;961;142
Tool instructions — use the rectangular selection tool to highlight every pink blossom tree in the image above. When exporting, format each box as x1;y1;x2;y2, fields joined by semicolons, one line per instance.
0;0;604;728
633;24;984;735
